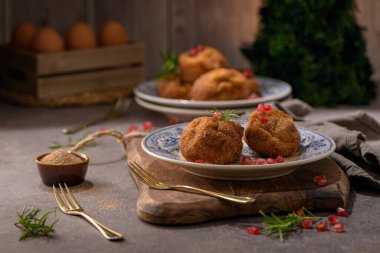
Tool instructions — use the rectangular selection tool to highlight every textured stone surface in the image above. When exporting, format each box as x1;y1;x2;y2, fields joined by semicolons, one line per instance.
1;99;380;253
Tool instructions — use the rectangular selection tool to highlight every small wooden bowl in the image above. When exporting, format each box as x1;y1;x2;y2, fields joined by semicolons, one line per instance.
36;151;89;186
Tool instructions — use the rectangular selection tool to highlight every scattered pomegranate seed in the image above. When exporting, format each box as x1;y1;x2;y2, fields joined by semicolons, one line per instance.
266;157;276;164
316;178;327;186
196;44;205;52
263;104;273;112
143;121;154;131
248;93;259;100
316;221;329;232
99;127;107;133
257;103;265;112
313;175;327;183
127;124;138;133
275;156;284;163
336;207;348;217
167;117;178;125
256;158;266;165
296;208;305;216
212;112;222;120
241;156;253;165
242;69;253;78
259;115;267;124
332;223;345;233
328;215;340;225
301;219;313;229
195;159;206;163
189;48;198;56
247;226;261;235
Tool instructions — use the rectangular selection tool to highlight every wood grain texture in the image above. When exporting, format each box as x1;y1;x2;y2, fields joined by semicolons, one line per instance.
126;136;350;225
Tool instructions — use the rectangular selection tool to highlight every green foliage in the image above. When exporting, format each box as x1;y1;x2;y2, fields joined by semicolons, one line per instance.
209;108;240;121
241;0;376;106
157;52;179;79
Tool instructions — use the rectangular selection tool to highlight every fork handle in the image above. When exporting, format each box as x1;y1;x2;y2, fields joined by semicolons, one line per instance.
78;212;124;240
62;116;106;134
172;185;255;204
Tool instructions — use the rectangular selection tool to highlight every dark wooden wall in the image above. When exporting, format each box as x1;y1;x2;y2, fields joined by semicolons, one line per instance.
0;0;379;81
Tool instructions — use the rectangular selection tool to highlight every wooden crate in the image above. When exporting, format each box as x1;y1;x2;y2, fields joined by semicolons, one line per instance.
0;42;145;106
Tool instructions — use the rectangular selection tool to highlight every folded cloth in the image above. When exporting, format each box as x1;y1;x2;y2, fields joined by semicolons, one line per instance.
280;100;380;190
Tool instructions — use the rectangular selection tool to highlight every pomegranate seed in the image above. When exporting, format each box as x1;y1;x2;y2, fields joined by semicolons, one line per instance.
259;115;267;124
127;124;138;133
263;104;273;112
143;121;154;131
241;156;253;165
296;208;305;216
195;159;205;163
328;214;339;225
248;93;259;100
301;219;313;229
257;103;265;112
256;158;266;165
250;159;257;165
313;175;327;183
332;223;345;233
247;226;261;235
336;207;348;217
316;178;327;186
212;112;222;120
196;44;205;52
275;156;284;163
189;48;198;56
99;127;107;133
167;117;178;125
266;158;276;164
316;221;329;232
242;69;253;78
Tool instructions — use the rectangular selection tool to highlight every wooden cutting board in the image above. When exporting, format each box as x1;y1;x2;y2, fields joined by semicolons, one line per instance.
126;136;350;225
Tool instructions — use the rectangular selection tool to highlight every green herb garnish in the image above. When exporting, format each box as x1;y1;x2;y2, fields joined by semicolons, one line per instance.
259;207;321;242
209;108;240;121
157;52;179;79
49;132;96;150
15;207;58;241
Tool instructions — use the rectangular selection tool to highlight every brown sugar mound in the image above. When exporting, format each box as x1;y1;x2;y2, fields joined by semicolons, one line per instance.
40;149;83;165
244;109;300;157
179;117;243;164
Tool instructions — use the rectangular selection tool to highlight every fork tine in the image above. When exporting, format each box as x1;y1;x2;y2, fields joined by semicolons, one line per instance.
128;162;155;186
59;183;74;209
53;185;68;212
130;162;159;186
132;162;161;184
64;183;82;209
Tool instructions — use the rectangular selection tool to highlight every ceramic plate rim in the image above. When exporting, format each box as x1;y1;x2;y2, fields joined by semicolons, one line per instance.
141;123;336;171
134;76;292;109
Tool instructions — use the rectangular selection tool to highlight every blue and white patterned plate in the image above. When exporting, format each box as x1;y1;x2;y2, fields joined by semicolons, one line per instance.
141;123;336;180
134;76;292;109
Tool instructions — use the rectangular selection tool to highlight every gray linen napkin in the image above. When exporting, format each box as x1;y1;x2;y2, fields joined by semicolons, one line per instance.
280;100;380;190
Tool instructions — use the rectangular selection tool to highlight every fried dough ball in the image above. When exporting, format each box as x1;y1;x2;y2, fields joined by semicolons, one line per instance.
191;68;252;101
244;106;300;157
241;69;260;95
179;117;243;164
179;45;228;83
156;75;192;99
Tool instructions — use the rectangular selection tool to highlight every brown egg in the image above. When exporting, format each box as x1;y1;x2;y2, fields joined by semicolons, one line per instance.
99;21;128;46
32;27;64;53
11;22;37;50
66;21;96;50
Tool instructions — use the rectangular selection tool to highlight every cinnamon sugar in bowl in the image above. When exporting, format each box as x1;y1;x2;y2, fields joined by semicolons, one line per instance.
36;149;89;186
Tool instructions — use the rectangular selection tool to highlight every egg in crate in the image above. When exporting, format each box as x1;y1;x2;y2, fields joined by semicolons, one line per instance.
99;20;128;46
32;27;64;53
66;21;97;50
11;22;37;50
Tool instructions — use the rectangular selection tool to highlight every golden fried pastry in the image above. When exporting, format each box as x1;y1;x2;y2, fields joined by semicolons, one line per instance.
156;75;192;99
179;116;243;164
244;104;300;157
241;69;260;95
191;68;253;101
179;45;228;83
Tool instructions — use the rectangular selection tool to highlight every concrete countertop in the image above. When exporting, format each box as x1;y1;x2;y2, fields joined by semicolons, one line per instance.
1;99;380;253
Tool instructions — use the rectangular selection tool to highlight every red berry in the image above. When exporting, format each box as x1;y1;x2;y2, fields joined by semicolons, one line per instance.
212;112;222;120
332;223;345;233
196;44;205;52
259;115;267;124
266;158;276;164
242;69;253;78
256;158;266;165
275;156;284;163
241;156;253;165
316;221;329;232
143;121;154;131
313;175;326;183
296;208;305;216
195;159;205;164
263;104;273;112
336;207;348;217
328;214;339;225
257;103;265;112
127;124;138;133
301;219;313;229
316;178;327;186
247;226;261;235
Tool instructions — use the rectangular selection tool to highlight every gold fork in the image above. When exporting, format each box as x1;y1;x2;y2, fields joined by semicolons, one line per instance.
53;183;123;241
127;161;255;204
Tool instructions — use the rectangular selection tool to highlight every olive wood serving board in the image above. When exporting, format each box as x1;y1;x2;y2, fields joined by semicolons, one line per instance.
126;136;350;225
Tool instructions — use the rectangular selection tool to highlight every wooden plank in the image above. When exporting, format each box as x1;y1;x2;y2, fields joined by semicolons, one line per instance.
0;0;11;44
37;65;145;98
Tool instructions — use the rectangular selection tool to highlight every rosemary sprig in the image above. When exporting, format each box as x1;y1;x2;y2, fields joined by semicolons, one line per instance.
157;52;179;79
209;108;240;121
15;207;58;241
259;207;321;242
49;132;96;150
